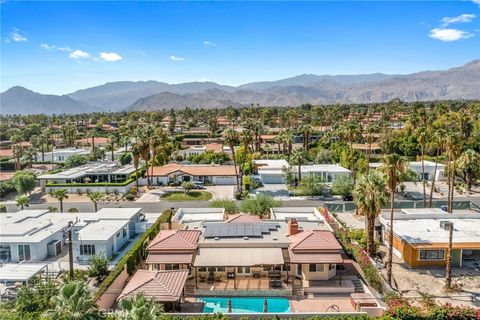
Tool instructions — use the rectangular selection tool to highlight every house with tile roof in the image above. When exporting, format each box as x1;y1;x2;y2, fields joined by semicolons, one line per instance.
148;163;239;185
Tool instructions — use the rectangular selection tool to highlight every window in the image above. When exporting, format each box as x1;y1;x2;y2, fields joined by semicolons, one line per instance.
283;264;291;272
309;264;325;272
80;244;95;255
216;267;225;272
18;245;31;261
419;249;445;260
165;264;180;270
123;228;127;238
116;233;120;238
329;264;336;271
199;267;207;272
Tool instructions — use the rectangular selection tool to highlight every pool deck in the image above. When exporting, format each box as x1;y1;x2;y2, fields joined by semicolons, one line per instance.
189;275;296;292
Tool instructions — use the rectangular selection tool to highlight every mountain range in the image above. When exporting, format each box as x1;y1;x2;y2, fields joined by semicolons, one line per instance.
1;60;479;114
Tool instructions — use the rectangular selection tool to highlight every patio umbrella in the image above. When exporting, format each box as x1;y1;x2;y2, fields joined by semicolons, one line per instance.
263;297;268;313
228;298;232;313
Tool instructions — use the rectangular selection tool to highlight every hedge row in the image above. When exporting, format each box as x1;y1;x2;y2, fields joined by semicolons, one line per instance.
337;230;384;293
94;210;171;301
46;178;135;188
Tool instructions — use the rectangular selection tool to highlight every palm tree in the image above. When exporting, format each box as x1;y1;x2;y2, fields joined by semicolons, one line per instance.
131;143;141;191
416;128;427;207
365;125;379;171
51;189;69;212
117;293;163;320
353;171;387;256
87;192;103;212
223;128;241;191
381;153;408;287
445;135;459;213
282;130;294;154
44;281;98;320
457;149;480;192
428;129;446;207
15;194;30;210
290;148;308;185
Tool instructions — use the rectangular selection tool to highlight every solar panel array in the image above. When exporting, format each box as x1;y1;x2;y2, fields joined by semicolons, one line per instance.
203;222;280;238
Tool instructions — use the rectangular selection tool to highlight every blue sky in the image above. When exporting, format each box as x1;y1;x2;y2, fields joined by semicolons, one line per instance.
1;1;479;94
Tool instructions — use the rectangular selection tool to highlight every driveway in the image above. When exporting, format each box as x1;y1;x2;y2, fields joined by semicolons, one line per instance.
205;186;234;200
255;183;289;199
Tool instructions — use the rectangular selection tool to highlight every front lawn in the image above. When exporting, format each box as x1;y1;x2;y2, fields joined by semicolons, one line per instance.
160;190;212;201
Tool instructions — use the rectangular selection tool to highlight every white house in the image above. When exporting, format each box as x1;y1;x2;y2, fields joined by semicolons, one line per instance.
0;208;143;263
148;163;238;185
38;147;90;163
38;162;137;193
370;160;446;182
300;164;351;183
254;159;290;184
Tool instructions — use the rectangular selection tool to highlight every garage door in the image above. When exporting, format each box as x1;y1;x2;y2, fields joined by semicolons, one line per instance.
261;174;285;184
213;176;237;185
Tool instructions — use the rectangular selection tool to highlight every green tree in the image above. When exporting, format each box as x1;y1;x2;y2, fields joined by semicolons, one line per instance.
457;149;480;191
290;147;308;185
15;194;30;210
88;253;110;283
16;280;58;317
332;174;354;197
223;128;241;191
63;154;88;169
240;193;281;218
210;198;238;215
11;171;36;195
87;191;103;212
315;149;333;164
131;143;141;191
43;281;99;320
381;153;408;287
181;181;195;195
117;293;163;320
119;153;132;166
299;174;326;197
353;171;388;255
51;189;69;212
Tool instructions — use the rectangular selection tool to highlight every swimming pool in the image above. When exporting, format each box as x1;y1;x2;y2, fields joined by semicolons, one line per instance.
199;297;291;313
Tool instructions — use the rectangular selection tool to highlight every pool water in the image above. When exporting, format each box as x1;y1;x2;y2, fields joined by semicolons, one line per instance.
199;297;291;313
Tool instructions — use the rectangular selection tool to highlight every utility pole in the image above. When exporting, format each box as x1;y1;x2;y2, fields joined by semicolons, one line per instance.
67;219;79;282
445;222;454;290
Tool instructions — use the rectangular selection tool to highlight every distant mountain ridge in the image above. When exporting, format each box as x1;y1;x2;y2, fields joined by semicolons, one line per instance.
1;60;479;114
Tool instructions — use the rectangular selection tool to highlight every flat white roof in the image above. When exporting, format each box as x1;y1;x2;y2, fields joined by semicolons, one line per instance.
0;263;48;282
400;208;473;215
38;162;136;180
0;208;141;244
173;208;224;222
380;213;480;244
254;159;289;169
301;164;351;173
76;220;128;241
270;207;325;222
369;161;445;169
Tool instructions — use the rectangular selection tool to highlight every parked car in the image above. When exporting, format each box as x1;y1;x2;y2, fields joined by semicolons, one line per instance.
192;181;205;189
342;194;354;201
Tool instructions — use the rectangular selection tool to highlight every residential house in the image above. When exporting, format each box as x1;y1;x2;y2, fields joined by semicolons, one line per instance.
149;163;238;185
370;160;446;182
379;209;480;268
38;147;90;163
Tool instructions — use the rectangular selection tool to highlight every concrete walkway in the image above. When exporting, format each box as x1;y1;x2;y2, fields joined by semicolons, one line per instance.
334;211;365;229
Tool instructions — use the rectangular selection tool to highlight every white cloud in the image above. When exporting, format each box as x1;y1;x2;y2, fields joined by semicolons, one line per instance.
58;46;72;52
441;13;476;26
473;0;480;5
40;43;56;50
10;28;28;42
203;40;217;47
429;28;474;41
170;55;185;61
69;49;90;59
99;52;123;62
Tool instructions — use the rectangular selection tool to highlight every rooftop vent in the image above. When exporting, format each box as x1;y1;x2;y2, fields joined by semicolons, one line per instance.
244;236;249;240
440;220;454;230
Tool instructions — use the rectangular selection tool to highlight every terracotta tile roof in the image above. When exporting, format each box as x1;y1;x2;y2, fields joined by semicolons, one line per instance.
117;270;188;302
75;137;111;145
146;253;194;264
13;142;31;148
148;163;238;177
204;143;224;153
147;230;201;252
0;149;13;158
0;171;15;182
226;214;261;223
289;230;342;252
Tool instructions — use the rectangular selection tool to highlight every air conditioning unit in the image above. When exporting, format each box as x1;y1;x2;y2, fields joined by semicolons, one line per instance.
47;239;62;257
440;220;454;230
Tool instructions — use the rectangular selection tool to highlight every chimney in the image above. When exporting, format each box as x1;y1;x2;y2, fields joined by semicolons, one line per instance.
288;219;299;235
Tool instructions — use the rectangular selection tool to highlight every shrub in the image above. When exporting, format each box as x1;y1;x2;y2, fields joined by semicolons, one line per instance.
88;253;110;283
210;198;239;214
124;193;134;201
240;193;281;218
130;186;138;195
63;154;88;168
332;174;354;196
11;171;36;195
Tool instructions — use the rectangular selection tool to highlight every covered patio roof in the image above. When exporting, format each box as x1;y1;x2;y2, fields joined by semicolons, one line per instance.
0;263;48;282
288;250;343;264
146;253;194;265
117;270;188;302
193;247;284;267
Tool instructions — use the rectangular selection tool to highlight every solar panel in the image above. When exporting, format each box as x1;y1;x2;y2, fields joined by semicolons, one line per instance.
203;222;279;238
